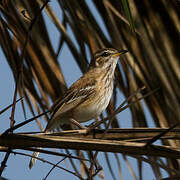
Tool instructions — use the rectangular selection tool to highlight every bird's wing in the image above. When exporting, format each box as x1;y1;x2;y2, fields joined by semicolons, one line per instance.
50;84;96;120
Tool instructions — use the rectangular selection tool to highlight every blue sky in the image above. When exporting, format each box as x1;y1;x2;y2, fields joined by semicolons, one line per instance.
0;1;168;179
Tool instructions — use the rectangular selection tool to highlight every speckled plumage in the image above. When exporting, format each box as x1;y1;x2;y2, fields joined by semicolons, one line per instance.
45;48;128;131
29;48;128;169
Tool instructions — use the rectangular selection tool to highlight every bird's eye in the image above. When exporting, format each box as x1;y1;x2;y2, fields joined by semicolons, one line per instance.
102;52;109;57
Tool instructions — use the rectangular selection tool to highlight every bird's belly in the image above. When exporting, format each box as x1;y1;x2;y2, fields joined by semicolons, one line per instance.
74;86;113;123
74;104;103;123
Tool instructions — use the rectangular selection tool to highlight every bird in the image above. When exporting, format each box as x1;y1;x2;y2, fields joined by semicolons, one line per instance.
29;48;128;169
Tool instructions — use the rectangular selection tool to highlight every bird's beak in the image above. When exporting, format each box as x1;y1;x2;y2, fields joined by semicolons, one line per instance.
112;50;128;57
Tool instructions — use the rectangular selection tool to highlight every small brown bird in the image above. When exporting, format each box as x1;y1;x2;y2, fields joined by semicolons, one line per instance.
29;48;128;168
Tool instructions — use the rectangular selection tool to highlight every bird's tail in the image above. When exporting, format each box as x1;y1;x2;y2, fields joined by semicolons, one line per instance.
29;148;41;169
